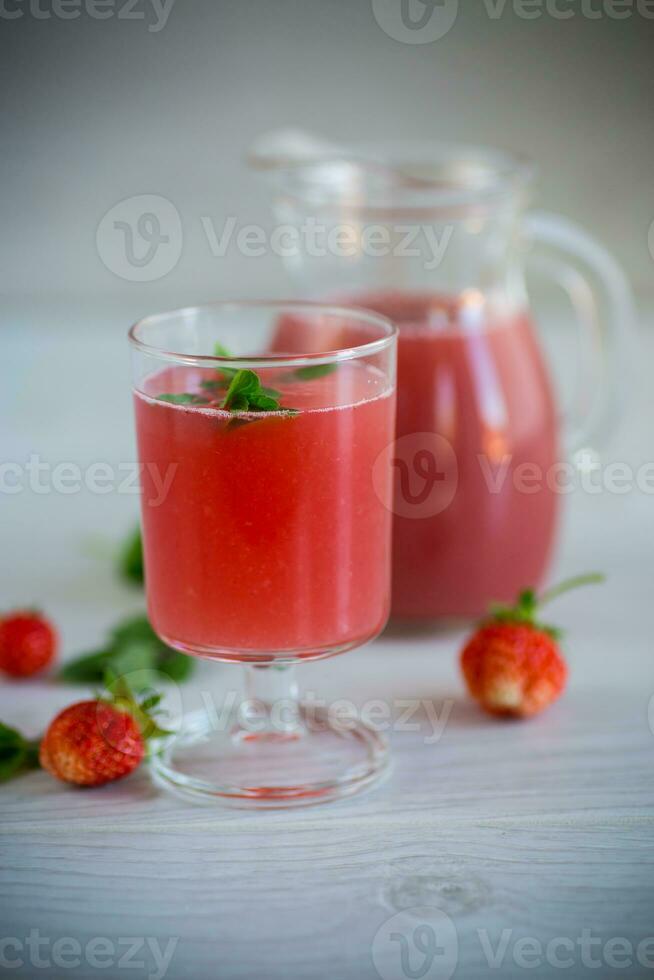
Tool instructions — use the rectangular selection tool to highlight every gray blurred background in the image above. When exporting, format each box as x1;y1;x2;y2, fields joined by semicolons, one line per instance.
1;0;653;313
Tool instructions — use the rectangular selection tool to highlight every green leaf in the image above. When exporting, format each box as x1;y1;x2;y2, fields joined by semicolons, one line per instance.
221;369;298;415
157;393;194;404
140;692;163;712
118;527;144;586
222;370;273;411
111;640;158;682
59;649;110;685
222;370;258;408
0;723;40;782
250;394;279;411
109;615;158;647
102;672;173;742
59;615;195;687
159;343;296;416
294;363;337;380
157;393;209;405
158;649;195;682
213;341;238;381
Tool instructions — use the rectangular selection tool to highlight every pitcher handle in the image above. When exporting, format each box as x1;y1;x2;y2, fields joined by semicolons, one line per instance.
523;210;636;461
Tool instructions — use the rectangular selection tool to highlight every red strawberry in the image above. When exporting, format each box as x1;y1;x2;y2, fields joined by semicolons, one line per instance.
39;701;144;786
0;611;58;678
460;574;603;719
38;678;169;787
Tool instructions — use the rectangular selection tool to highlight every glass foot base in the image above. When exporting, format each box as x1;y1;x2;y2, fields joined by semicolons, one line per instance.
150;708;391;808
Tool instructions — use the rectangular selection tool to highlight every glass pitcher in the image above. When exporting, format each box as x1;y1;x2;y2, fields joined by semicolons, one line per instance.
251;138;635;619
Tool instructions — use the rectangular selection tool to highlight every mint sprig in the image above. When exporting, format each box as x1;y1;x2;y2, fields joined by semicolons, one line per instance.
59;615;194;688
294;363;337;380
159;341;297;414
205;341;238;385
214;342;237;371
159;342;239;402
0;723;40;782
196;342;242;395
221;369;294;414
157;393;209;405
119;527;144;585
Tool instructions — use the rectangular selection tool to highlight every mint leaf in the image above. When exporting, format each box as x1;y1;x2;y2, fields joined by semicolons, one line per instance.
59;650;111;684
159;344;294;414
111;640;158;680
221;369;295;414
158;649;194;681
222;370;259;408
250;393;279;411
294;363;337;380
0;723;40;782
214;341;238;382
119;527;144;585
59;615;195;687
157;393;209;405
110;616;159;647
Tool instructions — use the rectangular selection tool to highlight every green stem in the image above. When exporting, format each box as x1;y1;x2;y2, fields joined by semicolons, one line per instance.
539;573;605;607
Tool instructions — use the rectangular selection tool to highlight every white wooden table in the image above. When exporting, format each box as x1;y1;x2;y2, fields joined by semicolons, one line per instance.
2;304;653;979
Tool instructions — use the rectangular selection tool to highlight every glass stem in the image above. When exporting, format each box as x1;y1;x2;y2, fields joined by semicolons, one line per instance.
239;663;303;737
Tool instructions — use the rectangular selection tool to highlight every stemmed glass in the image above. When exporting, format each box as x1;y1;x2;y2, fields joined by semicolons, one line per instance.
129;301;397;806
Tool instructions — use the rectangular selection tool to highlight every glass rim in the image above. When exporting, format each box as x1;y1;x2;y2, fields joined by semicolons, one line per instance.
261;140;536;214
128;299;398;369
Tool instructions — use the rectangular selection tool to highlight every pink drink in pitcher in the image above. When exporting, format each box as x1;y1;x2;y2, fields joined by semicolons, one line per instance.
254;138;633;620
354;291;559;619
275;290;559;619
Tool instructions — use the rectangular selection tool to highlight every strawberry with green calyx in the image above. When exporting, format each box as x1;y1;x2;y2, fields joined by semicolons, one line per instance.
102;671;173;745
461;573;604;719
39;672;172;786
2;675;172;787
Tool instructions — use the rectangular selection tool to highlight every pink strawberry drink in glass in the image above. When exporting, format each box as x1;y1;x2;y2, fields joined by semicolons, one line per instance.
129;302;397;807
